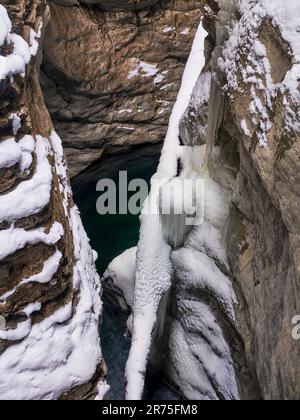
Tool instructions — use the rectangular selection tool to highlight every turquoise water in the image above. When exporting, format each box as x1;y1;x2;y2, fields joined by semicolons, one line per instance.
72;144;162;275
72;144;179;400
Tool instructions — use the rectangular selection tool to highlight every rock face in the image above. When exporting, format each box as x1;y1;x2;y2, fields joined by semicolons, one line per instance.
178;0;300;400
0;0;106;400
41;0;202;177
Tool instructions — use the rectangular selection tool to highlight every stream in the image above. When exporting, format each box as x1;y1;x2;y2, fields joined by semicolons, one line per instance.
72;144;179;401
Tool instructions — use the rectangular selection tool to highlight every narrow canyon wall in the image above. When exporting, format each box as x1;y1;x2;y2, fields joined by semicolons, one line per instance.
180;0;300;399
0;0;106;400
41;0;202;176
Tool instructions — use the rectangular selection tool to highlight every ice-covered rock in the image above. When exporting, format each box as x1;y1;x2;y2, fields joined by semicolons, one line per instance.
124;16;241;400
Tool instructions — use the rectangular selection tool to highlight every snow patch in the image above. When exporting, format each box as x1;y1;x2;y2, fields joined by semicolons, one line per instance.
128;60;166;85
163;27;175;34
0;138;22;169
180;28;190;36
219;0;300;143
241;119;251;136
0;129;105;399
0;250;62;303
0;136;52;224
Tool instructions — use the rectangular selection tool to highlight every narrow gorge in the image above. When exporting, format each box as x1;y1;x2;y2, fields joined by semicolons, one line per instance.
0;0;299;401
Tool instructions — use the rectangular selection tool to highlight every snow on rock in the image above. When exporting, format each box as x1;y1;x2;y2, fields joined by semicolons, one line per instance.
128;60;159;79
167;301;239;400
171;248;236;321
125;11;241;400
11;113;21;136
218;0;300;144
0;131;105;400
179;70;212;147
155;23;208;179
19;135;35;172
0;5;11;46
0;4;105;400
128;59;166;85
0;222;64;262
95;382;111;401
0;136;52;224
0;134;35;172
0;5;41;81
125;21;208;401
103;247;137;309
0;138;22;169
241;119;251;137
180;28;190;36
166;158;239;398
29;25;42;57
0;318;32;342
163;27;176;34
0;250;62;303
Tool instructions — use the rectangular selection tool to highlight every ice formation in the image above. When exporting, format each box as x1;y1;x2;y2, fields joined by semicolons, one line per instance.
125;21;217;400
124;5;242;397
0;5;105;400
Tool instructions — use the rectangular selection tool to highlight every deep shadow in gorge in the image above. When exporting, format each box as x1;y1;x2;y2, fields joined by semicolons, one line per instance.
71;143;180;400
41;0;202;177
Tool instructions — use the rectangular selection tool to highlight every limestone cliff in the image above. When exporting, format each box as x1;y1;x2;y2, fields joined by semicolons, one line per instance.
0;0;106;400
41;0;202;176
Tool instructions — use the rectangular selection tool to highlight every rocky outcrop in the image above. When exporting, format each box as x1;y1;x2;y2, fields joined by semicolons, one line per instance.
0;0;106;400
41;0;202;177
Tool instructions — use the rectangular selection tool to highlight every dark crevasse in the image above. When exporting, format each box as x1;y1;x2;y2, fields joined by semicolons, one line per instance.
72;144;179;401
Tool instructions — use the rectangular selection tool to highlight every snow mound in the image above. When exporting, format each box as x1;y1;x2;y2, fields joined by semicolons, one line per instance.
0;4;41;81
167;301;239;400
103;247;137;309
